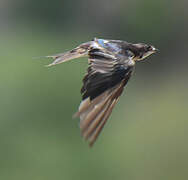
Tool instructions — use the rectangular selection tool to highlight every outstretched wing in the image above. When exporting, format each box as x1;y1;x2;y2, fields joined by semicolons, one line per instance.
75;39;134;146
46;38;134;146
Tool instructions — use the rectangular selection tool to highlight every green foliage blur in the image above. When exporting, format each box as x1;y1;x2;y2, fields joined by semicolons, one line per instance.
0;0;188;180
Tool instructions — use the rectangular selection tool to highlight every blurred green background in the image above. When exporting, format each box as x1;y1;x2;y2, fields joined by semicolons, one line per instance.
0;0;188;180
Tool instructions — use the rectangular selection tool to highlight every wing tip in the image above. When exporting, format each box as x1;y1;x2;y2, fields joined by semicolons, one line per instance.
45;63;54;67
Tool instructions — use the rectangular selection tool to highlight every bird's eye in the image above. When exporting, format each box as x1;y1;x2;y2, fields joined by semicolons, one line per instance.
139;55;143;59
147;46;152;51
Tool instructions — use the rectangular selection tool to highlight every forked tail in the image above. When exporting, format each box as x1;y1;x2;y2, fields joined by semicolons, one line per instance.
46;42;92;67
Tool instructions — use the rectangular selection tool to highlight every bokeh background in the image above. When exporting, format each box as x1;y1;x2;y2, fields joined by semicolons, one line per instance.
0;0;188;180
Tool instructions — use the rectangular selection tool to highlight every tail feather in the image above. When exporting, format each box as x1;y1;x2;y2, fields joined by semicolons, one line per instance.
46;42;92;67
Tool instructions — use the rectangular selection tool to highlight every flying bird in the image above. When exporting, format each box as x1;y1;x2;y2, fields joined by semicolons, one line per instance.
46;38;158;147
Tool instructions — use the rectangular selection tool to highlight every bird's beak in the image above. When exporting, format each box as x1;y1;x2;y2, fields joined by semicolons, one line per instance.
152;46;159;53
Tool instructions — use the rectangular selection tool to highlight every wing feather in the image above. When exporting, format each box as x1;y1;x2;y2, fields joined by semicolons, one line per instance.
78;78;129;146
88;98;118;147
75;39;134;146
47;38;135;146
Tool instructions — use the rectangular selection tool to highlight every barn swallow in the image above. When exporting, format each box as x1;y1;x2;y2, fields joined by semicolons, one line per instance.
46;38;158;147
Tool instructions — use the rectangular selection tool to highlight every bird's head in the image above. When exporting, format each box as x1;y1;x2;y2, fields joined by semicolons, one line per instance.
130;43;158;61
